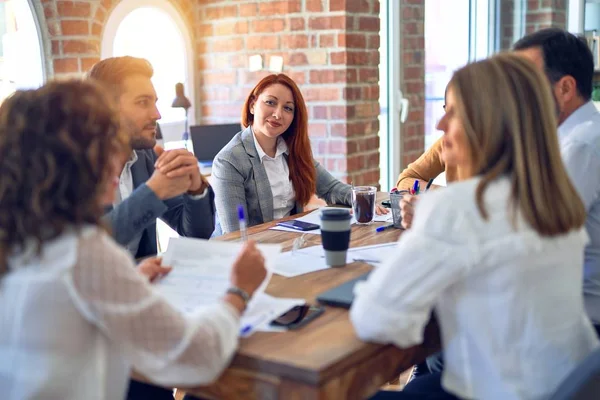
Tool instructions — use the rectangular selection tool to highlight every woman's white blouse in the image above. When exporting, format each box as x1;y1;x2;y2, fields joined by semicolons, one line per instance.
351;177;599;400
0;227;240;400
252;131;296;220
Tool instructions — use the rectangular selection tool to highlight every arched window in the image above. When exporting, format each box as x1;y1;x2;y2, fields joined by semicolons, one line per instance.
0;0;44;103
102;0;195;140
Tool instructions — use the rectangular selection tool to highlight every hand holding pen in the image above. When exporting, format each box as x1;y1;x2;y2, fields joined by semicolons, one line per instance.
237;205;248;242
225;241;266;316
401;178;434;229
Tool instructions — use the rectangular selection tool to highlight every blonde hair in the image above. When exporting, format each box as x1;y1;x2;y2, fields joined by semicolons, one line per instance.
449;53;585;236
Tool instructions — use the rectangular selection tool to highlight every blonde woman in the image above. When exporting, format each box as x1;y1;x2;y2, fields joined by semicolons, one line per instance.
352;54;599;399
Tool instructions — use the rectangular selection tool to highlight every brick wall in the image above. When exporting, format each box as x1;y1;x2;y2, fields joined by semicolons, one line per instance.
525;0;567;34
400;0;425;168
196;0;381;185
499;0;567;51
35;0;382;186
40;0;195;78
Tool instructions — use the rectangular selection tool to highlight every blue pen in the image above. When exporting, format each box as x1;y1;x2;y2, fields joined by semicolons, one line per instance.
412;180;419;195
240;325;252;335
237;205;248;242
375;223;395;233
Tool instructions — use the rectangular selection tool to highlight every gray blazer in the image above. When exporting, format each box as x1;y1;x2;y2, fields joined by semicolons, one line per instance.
212;126;352;234
103;149;216;258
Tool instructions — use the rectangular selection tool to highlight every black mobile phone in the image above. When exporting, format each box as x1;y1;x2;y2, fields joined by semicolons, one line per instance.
270;305;325;330
276;220;320;231
381;200;391;208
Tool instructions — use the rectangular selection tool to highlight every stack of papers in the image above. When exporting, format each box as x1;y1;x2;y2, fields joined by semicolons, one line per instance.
269;207;393;235
156;237;304;335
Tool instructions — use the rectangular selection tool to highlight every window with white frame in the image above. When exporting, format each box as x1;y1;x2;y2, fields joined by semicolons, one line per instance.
0;0;44;104
378;0;528;188
101;0;195;140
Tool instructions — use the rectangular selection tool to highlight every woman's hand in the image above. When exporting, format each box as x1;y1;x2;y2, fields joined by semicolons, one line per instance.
400;194;419;229
230;241;267;297
137;257;172;282
224;241;267;314
375;204;389;215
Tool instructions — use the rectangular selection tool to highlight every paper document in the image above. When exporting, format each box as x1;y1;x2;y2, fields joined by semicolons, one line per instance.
240;293;305;336
347;242;398;265
157;237;281;314
373;213;394;222
294;242;399;266
272;250;331;277
156;238;305;336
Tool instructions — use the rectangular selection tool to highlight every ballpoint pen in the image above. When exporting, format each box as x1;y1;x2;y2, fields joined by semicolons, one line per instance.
425;178;434;191
238;205;248;242
240;313;271;336
413;180;420;195
375;223;395;232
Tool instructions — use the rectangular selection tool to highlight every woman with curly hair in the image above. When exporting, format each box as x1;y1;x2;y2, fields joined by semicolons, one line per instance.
0;80;267;399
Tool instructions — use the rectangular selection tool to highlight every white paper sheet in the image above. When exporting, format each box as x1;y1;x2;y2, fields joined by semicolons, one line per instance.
272;251;331;277
157;237;280;314
346;242;399;265
240;293;305;336
293;242;399;266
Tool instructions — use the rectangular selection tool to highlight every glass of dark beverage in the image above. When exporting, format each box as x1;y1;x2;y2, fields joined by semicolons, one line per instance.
352;186;377;225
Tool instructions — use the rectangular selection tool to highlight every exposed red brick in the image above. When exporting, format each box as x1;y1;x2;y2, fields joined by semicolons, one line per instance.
289;17;306;31
81;57;100;72
258;1;301;15
53;58;79;73
204;5;238;19
309;16;347;30
319;33;335;47
253;18;285;33
56;1;91;18
209;38;244;53
62;39;99;54
282;34;309;48
60;20;89;35
240;3;257;17
306;0;323;12
246;35;279;50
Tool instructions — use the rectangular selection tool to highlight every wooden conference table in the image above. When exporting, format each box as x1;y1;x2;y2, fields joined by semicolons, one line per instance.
136;195;441;399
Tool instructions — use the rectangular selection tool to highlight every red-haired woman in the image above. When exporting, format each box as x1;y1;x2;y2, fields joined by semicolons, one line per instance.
212;74;382;234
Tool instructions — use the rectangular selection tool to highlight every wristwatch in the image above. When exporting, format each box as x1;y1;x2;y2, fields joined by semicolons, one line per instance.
226;286;251;307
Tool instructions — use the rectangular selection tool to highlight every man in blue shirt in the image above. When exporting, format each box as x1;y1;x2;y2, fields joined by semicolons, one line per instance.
514;29;600;336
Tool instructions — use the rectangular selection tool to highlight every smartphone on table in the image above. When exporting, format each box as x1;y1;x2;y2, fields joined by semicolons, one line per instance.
270;305;325;330
276;220;320;231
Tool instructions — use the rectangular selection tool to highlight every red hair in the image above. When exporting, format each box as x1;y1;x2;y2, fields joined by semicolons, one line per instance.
241;74;316;206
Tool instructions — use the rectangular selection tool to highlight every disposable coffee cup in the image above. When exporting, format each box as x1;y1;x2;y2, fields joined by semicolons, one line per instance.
320;208;352;267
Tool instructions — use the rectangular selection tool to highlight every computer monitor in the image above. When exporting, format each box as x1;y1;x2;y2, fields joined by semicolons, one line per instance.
190;123;241;164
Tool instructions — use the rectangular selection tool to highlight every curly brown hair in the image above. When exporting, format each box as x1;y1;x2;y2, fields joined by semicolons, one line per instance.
0;80;129;276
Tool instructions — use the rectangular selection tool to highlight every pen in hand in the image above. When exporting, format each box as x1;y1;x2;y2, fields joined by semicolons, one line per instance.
238;205;248;242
